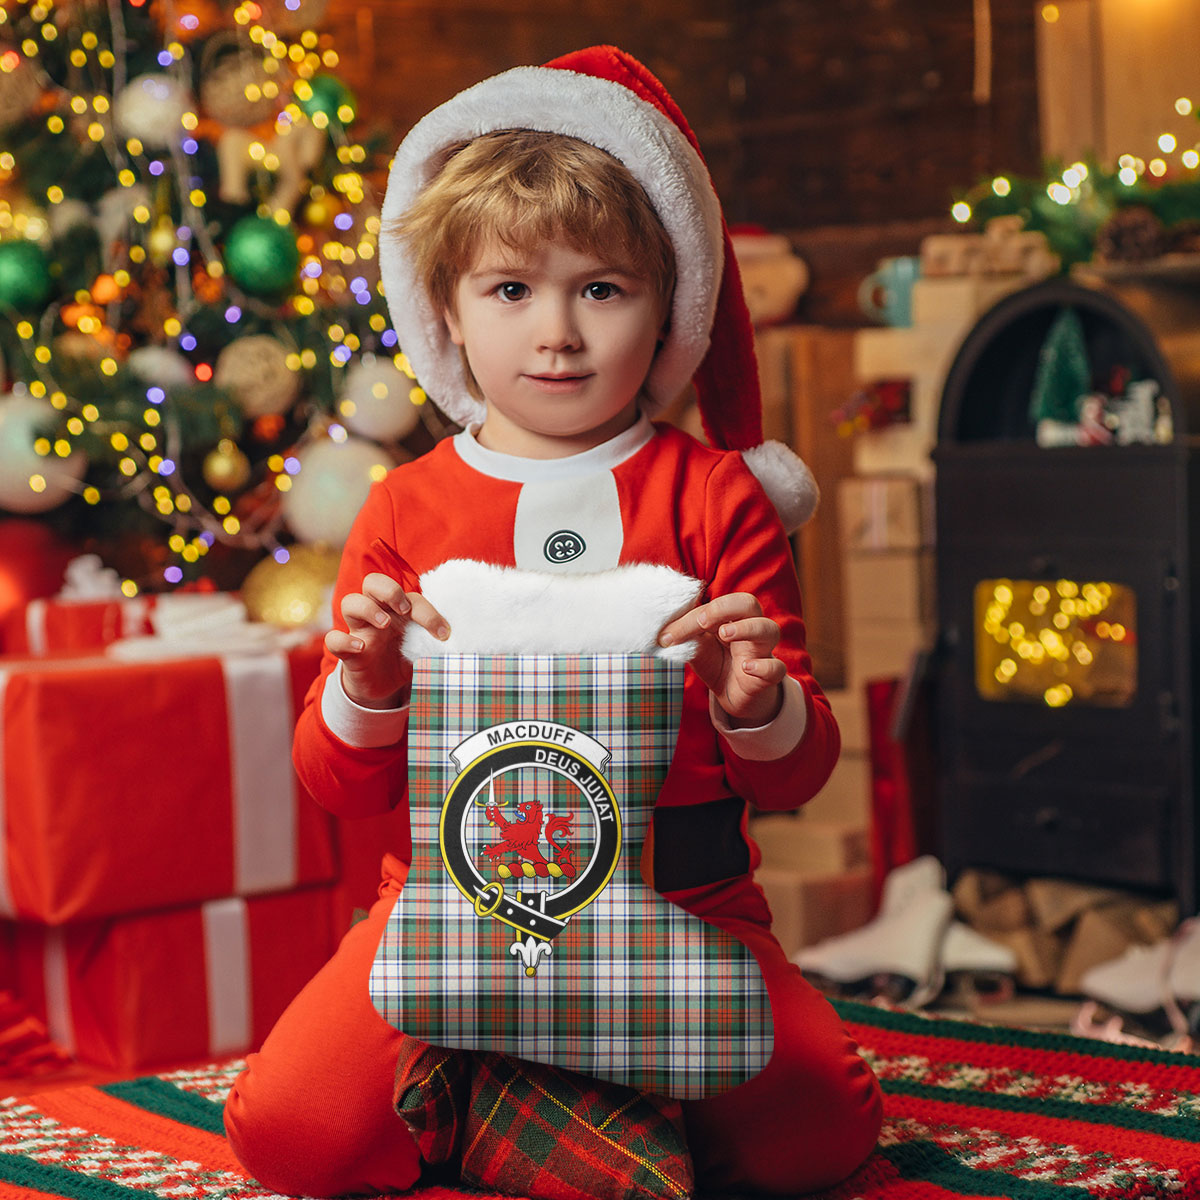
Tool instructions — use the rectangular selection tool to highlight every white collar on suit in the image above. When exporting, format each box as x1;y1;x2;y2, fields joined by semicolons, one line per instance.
451;411;654;484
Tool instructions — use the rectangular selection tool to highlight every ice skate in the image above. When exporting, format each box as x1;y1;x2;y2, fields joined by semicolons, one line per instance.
794;856;954;1008
1077;917;1200;1048
940;921;1018;1005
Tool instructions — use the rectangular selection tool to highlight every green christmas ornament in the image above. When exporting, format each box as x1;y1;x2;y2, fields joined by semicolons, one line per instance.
296;74;356;128
0;241;53;311
224;215;301;296
1029;307;1091;425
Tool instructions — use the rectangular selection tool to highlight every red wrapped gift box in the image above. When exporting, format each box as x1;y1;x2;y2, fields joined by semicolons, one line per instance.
11;886;338;1071
4;597;155;655
0;642;337;923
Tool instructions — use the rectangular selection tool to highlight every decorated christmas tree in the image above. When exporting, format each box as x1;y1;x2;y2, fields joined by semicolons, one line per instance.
0;0;441;598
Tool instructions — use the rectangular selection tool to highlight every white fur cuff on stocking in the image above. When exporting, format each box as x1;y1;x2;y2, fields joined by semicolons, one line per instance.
400;560;702;661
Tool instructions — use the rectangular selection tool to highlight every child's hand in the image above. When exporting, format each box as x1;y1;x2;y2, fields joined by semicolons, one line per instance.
324;573;449;709
658;592;786;727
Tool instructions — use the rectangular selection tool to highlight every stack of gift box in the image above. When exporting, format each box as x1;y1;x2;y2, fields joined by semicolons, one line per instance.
837;474;935;704
748;809;874;961
763;228;1062;938
0;592;407;1073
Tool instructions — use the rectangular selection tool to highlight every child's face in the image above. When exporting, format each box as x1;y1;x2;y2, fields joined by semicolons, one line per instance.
443;238;663;458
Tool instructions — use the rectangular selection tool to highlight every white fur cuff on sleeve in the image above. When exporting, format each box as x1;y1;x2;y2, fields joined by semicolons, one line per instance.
709;674;808;761
320;661;410;748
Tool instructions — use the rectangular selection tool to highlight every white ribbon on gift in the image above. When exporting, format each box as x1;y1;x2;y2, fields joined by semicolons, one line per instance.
42;927;74;1054
202;896;253;1055
40;896;253;1059
221;653;299;896
23;601;49;656
0;667;13;917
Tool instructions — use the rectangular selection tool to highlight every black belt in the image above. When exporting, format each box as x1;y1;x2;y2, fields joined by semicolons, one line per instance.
651;796;750;892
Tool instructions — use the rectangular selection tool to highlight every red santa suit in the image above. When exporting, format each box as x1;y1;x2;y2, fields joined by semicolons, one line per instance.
224;43;881;1199
225;418;882;1195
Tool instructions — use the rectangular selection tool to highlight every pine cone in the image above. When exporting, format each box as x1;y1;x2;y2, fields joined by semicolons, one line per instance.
1095;206;1167;263
1166;220;1200;255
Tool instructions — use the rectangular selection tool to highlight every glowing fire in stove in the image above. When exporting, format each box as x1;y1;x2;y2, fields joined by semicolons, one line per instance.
975;578;1137;707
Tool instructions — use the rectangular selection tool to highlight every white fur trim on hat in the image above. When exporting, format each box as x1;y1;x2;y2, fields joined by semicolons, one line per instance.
379;65;724;430
741;441;819;533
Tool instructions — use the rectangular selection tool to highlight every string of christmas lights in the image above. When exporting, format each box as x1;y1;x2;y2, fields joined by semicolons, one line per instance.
950;86;1200;268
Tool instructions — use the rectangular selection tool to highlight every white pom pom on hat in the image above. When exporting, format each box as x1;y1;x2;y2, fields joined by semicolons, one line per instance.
379;44;818;531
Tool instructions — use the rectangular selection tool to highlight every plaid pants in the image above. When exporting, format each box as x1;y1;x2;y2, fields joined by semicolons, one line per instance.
395;1037;694;1200
370;654;773;1098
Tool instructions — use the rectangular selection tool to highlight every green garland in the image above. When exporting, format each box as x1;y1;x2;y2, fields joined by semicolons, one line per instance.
953;158;1200;267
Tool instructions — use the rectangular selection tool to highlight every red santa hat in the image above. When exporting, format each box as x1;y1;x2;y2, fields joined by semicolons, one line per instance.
379;45;818;530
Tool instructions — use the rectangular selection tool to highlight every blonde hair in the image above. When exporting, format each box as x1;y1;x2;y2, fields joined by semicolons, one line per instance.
391;129;676;326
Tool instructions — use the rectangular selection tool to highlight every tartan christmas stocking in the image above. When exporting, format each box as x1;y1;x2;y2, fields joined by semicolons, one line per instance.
370;654;773;1100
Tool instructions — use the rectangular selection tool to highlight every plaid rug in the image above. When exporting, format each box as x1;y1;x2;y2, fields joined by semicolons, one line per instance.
4;1000;1200;1199
370;655;772;1099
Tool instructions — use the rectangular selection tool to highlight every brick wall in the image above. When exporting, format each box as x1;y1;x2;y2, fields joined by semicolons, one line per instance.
328;0;1041;236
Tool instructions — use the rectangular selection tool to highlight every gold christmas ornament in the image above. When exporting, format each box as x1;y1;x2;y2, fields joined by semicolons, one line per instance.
214;334;302;418
200;42;278;127
0;197;50;246
51;329;110;363
0;54;45;131
241;543;341;628
202;437;252;491
148;218;178;268
260;0;332;36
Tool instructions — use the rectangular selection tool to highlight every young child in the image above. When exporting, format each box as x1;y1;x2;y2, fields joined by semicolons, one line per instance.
224;46;882;1197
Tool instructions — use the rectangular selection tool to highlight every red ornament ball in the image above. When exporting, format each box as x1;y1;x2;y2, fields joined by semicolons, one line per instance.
0;519;76;650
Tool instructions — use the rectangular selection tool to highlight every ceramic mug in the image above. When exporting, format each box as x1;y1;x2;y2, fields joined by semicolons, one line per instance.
858;255;921;326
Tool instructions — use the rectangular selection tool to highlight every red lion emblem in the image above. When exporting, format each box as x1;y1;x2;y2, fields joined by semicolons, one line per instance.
481;799;577;879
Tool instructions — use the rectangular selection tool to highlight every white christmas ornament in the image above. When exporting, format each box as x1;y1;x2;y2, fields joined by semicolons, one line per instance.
48;199;95;240
281;434;392;545
338;354;421;442
0;390;86;514
214;334;301;417
97;184;152;268
127;345;195;388
216;119;325;210
113;74;192;148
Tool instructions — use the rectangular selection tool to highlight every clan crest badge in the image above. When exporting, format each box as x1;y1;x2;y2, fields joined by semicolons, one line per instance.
370;653;774;1098
439;720;622;976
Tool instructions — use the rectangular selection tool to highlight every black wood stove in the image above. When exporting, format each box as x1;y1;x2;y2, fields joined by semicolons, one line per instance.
933;276;1200;913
